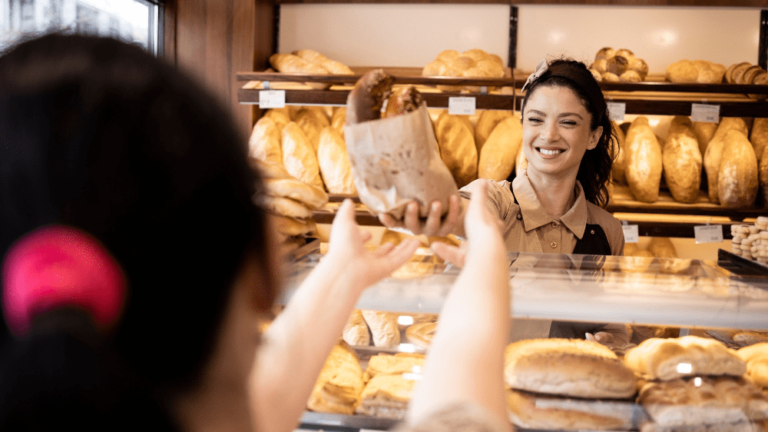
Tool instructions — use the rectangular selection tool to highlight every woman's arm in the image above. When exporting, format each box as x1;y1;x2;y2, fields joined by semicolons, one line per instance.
250;200;419;432
407;182;512;430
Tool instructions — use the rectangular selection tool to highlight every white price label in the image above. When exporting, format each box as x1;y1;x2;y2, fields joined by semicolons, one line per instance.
448;97;476;116
607;102;626;122
259;90;285;109
691;103;720;123
694;225;724;244
622;224;639;244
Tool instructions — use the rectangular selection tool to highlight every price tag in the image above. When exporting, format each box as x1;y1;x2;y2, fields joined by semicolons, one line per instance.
694;224;724;244
690;103;720;123
259;90;285;108
622;224;639;244
607;102;626;122
448;97;476;116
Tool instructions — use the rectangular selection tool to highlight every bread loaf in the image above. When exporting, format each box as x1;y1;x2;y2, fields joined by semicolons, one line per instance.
624;336;746;381
478;115;523;181
625;117;663;203
317;127;356;194
751;118;768;167
435;112;478;188
663;116;702;203
345;69;393;125
474;110;512;152
760;146;768;208
504;338;637;399
405;322;437;349
293;48;354;75
252;159;293;180
666;60;726;84
307;342;364;415
264;108;290;132
366;353;425;379
693;121;718;157
611;121;628;184
295;109;324;152
361;310;400;348
248;116;282;165
718;129;758;208
264;177;328;209
260;195;314;219
331;107;346;135
342;310;370;347
704;118;749;203
355;374;414;419
269;53;330;90
281;122;324;190
299;106;330;127
382;86;424;119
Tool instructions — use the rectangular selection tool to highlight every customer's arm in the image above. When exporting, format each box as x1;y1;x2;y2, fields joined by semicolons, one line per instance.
407;181;512;430
250;200;419;432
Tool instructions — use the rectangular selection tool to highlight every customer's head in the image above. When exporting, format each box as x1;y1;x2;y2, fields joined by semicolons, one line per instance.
521;59;615;207
0;34;277;429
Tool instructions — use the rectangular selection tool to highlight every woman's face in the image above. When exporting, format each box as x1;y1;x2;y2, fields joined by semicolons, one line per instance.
522;85;602;181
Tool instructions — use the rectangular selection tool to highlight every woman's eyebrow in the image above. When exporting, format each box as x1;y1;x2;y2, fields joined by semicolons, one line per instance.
526;109;584;120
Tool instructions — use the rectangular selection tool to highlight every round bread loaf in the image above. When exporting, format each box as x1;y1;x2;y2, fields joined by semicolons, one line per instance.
504;338;637;399
666;60;698;83
615;48;635;60
595;47;615;62
629;57;649;80
602;72;619;82
620;70;642;83
726;62;750;83
606;56;629;75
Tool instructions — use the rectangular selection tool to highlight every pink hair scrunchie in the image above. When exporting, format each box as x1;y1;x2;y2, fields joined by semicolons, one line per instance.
2;226;126;336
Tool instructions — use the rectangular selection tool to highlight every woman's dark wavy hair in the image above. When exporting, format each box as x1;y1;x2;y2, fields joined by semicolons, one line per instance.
0;34;277;430
521;59;617;208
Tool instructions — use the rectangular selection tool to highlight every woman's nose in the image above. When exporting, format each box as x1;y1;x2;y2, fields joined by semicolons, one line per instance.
540;122;559;142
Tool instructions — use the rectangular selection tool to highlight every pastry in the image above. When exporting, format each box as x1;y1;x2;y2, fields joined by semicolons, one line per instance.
355;374;415;419
361;310;400;348
478;115;523;181
504;338;637;399
317;127;356;194
662;116;702;203
248;116;282;165
624;336;746;381
307;342;364;415
366;353;426;379
281;122;324;190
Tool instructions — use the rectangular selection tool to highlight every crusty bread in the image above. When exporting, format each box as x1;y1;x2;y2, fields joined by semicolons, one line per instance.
264;177;328;209
307;342;364;415
506;389;637;431
663;116;702;203
281;122;324;191
346;69;393;125
294;109;324;153
435;112;478;188
478;115;522;181
738;343;768;388
249;116;282;165
504;338;637;399
752;118;768;171
704;118;750;204
666;60;725;84
251;159;293;180
693;121;718;158
405;322;437;349
625;117;663;203
648;237;678;258
382;86;424;119
718;129;758;208
264;108;290;132
624;336;746;381
331;107;346;135
639;376;768;427
361;310;400;348
474;110;512;153
611;121;628;184
317;127;356;194
342;310;370;347
269;53;331;90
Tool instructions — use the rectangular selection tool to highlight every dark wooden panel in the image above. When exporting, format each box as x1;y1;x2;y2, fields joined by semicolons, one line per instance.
236;71;517;87
276;0;764;5
162;0;177;64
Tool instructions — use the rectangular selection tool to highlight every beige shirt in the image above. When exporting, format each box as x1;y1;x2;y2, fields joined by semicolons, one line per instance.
461;174;624;256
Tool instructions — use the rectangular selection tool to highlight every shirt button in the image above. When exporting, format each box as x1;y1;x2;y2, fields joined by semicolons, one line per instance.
550;241;557;249
551;221;560;228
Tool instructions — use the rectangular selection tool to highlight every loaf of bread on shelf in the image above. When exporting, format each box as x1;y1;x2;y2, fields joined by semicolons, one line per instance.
281;121;324;191
693;121;718;158
342;310;370;347
752;118;768;167
331;107;346;135
295;109;324;152
264;108;291;132
663;116;702;203
404;322;437;349
307;342;364;415
355;373;415;419
474;110;512;152
361;310;400;348
760;146;768;208
434;112;478;188
251;159;293;180
317;127;357;194
293;48;354;75
382;86;424;119
263;177;328;209
611;121;628;184
366;353;426;379
625;117;663;203
506;389;638;431
248;116;282;165
666;60;725;84
647;237;677;258
704;117;750;203
478;115;523;181
260;195;314;219
269;53;331;90
624;336;746;381
504;338;637;399
719;129;758;208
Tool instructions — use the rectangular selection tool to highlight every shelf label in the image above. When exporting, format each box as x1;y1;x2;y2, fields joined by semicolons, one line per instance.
448;97;476;116
607;102;626;122
622;224;639;244
259;90;285;108
691;103;720;123
695;225;724;244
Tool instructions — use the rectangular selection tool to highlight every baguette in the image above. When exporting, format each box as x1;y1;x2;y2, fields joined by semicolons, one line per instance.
435;112;478;188
269;53;330;90
248;116;282;165
317;127;356;194
281;122;324;191
662;116;702;203
478;115;523;181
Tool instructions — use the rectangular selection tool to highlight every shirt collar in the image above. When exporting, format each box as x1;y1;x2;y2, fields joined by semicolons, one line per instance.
512;173;588;239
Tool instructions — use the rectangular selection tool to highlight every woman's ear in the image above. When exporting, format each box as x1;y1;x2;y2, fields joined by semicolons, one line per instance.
588;126;603;150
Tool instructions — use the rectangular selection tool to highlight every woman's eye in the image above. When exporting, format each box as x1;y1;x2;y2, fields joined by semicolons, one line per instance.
527;117;542;123
561;120;577;126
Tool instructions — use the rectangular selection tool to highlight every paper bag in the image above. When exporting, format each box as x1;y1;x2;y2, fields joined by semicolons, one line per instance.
344;104;458;219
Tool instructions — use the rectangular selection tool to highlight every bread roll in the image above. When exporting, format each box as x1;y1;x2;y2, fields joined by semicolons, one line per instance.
718;129;758;208
663;116;702;203
624;336;746;381
436;49;461;62
281;122;324;190
434;112;478;188
269;53;330;90
593;59;608;74
474;110;512;153
504;338;637;399
361;310;400;348
342;310;370;346
611;121;628;184
317;127;356;194
478;115;523;181
619;70;642;82
625;117;663;203
693;121;718;157
248;116;282;165
602;72;620;82
292;48;354;75
704;118;749;203
606;56;629;75
595;47;615;62
629;57;649;80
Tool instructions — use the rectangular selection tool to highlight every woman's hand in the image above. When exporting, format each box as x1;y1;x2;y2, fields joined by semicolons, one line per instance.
326;199;420;291
378;194;462;237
